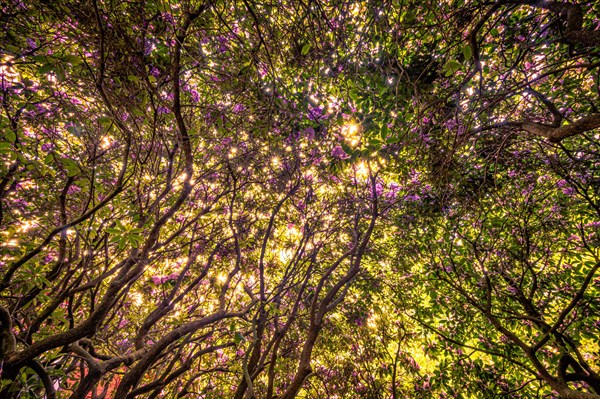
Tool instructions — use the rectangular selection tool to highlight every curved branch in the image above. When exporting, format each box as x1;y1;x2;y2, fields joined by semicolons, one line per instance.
474;114;600;142
25;360;56;399
520;113;600;142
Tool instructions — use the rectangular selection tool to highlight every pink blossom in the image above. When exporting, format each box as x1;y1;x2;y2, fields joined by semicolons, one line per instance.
151;276;162;285
259;66;268;78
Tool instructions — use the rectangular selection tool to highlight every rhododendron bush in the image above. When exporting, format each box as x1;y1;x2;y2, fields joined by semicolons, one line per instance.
0;0;599;398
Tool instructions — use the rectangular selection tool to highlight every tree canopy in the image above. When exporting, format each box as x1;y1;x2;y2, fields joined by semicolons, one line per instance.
0;0;599;398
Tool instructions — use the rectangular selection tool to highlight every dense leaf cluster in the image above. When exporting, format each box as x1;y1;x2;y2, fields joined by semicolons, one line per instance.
0;0;598;398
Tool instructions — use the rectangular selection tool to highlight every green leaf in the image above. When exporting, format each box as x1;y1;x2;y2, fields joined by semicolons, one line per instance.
444;60;462;76
61;158;80;177
74;179;88;187
128;235;140;248
32;55;49;64
44;153;54;165
5;130;16;143
340;141;353;155
38;63;54;75
0;142;11;154
386;135;400;144
380;123;389;138
98;116;112;126
55;67;66;82
67;124;82;136
462;45;472;61
63;55;82;65
301;43;311;55
234;331;244;345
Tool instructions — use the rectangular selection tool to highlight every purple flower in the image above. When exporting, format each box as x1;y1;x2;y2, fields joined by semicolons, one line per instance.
26;38;36;49
67;185;81;195
445;119;457;130
308;106;324;121
404;194;421;202
152;274;178;285
143;40;153;56
297;200;305;211
41;143;54;152
216;36;229;53
149;67;160;78
331;145;350;160
157;106;170;114
419;132;432;144
232;103;245;113
303;127;315;140
217;137;233;150
386;182;401;200
116;338;131;350
562;187;576;196
12;198;29;210
189;89;200;103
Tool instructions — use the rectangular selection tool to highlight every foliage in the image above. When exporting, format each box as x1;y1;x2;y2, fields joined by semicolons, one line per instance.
0;0;599;398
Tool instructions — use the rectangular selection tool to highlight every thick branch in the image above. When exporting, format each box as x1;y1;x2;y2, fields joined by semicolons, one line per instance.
520;113;600;142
